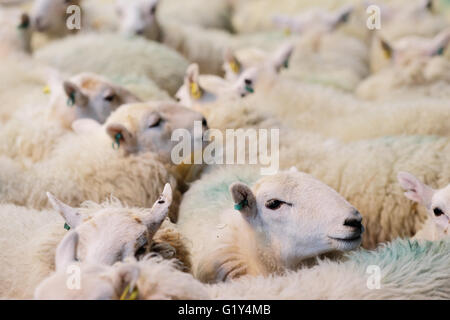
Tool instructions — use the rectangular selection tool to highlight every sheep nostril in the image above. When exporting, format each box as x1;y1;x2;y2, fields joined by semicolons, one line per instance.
344;218;362;231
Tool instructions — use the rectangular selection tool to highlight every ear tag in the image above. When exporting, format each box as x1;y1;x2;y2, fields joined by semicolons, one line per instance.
436;47;445;56
283;59;289;69
190;82;202;100
67;92;75;107
64;223;71;231
112;133;123;150
17;20;30;30
245;85;254;94
229;59;241;74
120;284;139;300
234;199;248;211
43;85;51;95
284;28;291;36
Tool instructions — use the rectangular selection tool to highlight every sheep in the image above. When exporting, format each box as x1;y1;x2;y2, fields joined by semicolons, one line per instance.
368;0;449;72
177;166;364;283
398;172;450;240
198;76;450;142
0;72;141;163
0;101;208;222
115;0;160;40
34;33;189;96
174;63;258;109
35;238;450;299
357;29;450;100
0;8;32;58
0;184;191;299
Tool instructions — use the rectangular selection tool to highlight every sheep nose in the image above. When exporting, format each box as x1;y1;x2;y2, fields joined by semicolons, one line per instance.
344;217;363;232
135;29;144;35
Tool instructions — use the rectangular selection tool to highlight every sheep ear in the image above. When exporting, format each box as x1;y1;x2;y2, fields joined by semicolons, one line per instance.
430;28;450;56
55;231;79;271
142;184;172;237
397;172;434;209
106;123;137;152
332;5;353;28
379;37;393;59
112;264;140;299
270;42;294;72
47;192;82;228
186;64;199;84
72;118;101;135
230;182;257;220
63;81;88;107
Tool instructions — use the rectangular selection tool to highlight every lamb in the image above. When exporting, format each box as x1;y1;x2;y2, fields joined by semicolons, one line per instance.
368;0;449;72
34;33;188;96
357;29;450;100
0;184;191;299
0;101;208;222
0;72;141;163
398;172;450;240
177;166;363;283
35;238;450;299
0;8;32;58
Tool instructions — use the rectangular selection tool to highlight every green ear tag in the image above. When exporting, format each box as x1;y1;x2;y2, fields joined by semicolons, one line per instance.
67;92;75;107
17;20;30;30
234;199;248;211
64;223;71;231
245;85;254;94
437;47;445;56
284;59;289;69
112;133;123;149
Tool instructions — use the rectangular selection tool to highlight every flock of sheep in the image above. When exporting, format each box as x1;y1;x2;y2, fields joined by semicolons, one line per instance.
0;0;450;300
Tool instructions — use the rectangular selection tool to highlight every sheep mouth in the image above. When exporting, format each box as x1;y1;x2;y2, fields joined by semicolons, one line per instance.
328;234;362;244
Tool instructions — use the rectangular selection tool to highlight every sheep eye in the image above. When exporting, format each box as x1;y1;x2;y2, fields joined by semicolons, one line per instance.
433;207;444;217
245;79;252;85
150;5;157;15
265;199;284;210
104;94;116;102
149;117;162;128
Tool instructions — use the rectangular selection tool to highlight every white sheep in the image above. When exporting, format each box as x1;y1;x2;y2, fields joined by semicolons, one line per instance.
178;166;363;283
0;101;207;222
398;172;450;240
34;238;450;299
368;0;449;72
34;33;188;96
357;29;450;100
0;185;191;299
0;8;32;58
0;72;141;163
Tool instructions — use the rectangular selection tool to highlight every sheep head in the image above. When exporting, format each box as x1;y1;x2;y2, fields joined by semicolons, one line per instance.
104;101;208;161
46;183;173;266
116;0;160;40
229;168;363;270
56;72;140;128
379;28;450;67
398;172;450;238
30;0;81;35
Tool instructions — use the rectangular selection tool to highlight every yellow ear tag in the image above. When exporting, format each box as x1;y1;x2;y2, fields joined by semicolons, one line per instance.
43;85;51;95
229;59;241;74
190;82;202;100
284;28;291;36
120;284;139;300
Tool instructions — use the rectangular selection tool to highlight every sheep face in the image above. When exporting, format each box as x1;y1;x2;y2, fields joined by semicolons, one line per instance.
46;184;173;266
379;29;450;68
398;172;450;238
105;102;208;160
116;0;160;40
272;5;352;36
31;0;80;35
60;73;140;127
34;232;141;300
230;170;363;268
